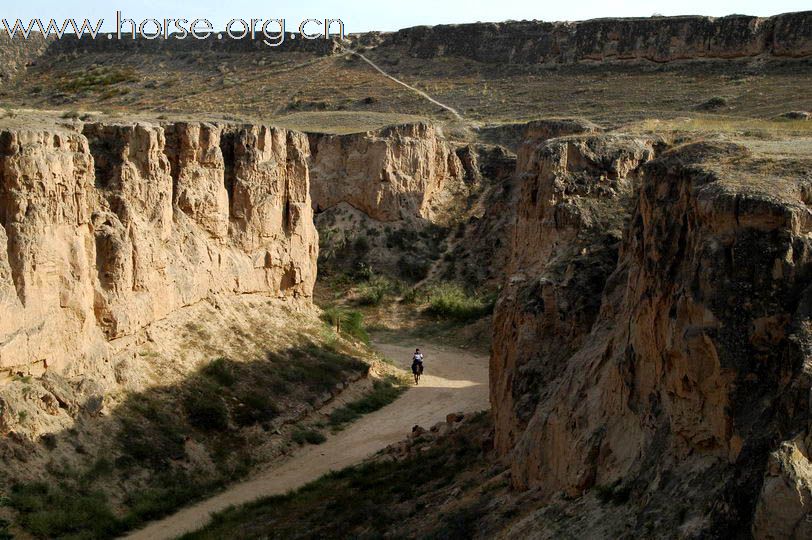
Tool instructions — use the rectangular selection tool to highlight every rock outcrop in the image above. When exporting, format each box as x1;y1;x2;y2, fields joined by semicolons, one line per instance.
308;123;465;222
492;132;812;535
390;11;812;64
0;121;317;378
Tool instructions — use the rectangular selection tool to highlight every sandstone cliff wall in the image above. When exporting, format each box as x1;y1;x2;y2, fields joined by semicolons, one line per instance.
390;11;812;64
307;123;465;222
491;131;812;534
0;121;317;378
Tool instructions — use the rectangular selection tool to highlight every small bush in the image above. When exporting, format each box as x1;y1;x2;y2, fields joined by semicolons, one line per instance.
184;386;229;432
9;482;121;539
292;428;326;445
595;480;631;505
321;307;369;344
398;255;431;282
696;96;728;111
117;403;186;469
424;283;494;322
202;357;236;387
60;110;80;119
232;391;279;427
356;276;394;306
353;235;370;254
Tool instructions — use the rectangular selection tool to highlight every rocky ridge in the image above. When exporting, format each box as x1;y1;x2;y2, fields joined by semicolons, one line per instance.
388;11;812;64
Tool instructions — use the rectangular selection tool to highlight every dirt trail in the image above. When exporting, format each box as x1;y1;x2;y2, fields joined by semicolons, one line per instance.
341;47;464;120
123;340;489;540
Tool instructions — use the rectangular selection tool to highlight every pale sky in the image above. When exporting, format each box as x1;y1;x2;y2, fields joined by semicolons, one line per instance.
1;1;809;33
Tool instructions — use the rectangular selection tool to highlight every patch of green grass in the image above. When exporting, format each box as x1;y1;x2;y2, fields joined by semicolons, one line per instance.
328;375;407;430
116;399;186;469
8;469;228;539
291;428;326;445
424;282;495;322
119;472;227;528
320;307;370;344
356;276;399;306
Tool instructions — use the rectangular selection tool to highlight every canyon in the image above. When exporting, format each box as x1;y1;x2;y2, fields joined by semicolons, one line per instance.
0;9;810;540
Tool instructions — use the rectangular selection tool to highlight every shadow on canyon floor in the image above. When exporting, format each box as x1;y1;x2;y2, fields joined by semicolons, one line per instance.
0;341;372;540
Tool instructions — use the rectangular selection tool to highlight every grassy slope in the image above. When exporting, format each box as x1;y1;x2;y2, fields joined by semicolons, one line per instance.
2;44;810;128
0;298;411;540
182;412;501;540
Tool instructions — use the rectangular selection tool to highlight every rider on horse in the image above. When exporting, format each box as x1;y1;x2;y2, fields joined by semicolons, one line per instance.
411;348;424;384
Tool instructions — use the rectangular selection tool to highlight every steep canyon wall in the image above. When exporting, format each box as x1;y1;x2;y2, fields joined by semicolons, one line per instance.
0;122;317;379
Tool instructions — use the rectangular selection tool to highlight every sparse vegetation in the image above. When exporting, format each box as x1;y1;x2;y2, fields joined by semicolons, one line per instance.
291;428;327;445
58;66;138;93
181;414;491;540
202;357;236;387
328;375;407;430
356;276;401;306
8;341;370;539
595;480;632;505
184;384;230;432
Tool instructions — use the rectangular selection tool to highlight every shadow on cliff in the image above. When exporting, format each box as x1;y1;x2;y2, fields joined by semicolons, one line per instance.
0;341;369;540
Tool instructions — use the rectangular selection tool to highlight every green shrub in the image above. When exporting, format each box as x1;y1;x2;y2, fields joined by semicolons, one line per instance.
595;480;631;505
320;307;370;344
292;428;326;445
353;235;370;254
9;482;122;539
184;385;229;432
397;255;432;282
232;391;279;427
424;283;494;322
356;276;394;306
202;357;236;387
117;403;186;469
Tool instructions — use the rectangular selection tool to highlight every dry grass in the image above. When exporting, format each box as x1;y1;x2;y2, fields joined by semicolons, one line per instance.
3;43;809;127
628;116;812;139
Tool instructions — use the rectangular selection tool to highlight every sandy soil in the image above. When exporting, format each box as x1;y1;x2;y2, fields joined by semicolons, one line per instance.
122;340;489;540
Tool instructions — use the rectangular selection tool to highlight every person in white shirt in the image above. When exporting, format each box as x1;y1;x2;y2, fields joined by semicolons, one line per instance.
411;348;424;384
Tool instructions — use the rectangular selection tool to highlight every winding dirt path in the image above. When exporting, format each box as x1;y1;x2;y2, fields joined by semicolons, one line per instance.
122;341;489;540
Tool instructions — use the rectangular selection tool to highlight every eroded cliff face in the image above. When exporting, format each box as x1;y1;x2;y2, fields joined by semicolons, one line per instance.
492;133;812;535
308;123;465;222
390;11;812;64
0;121;317;379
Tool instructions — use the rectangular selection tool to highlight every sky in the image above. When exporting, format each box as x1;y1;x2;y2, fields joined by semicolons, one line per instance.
0;1;809;33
